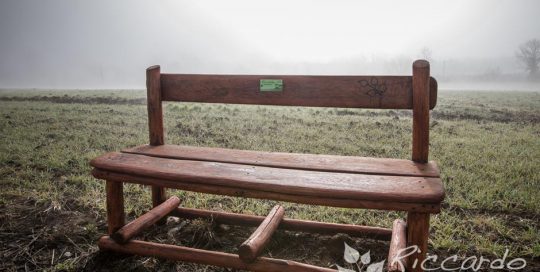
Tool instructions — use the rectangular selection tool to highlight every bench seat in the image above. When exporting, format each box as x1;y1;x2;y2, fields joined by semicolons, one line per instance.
91;145;444;213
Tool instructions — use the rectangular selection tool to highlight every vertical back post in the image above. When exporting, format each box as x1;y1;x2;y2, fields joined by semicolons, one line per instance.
147;65;164;146
146;66;167;214
412;60;430;163
409;60;431;272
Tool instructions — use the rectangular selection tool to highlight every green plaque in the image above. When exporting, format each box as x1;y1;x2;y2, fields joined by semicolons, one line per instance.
260;79;283;91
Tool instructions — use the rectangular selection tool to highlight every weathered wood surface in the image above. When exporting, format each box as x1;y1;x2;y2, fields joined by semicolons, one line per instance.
93;169;440;213
151;186;167;225
388;219;408;272
160;74;437;109
239;205;285;262
146;65;164;146
151;186;167;206
106;180;125;234
111;196;181;244
406;212;430;272
91;152;444;204
98;236;336;272
412;60;430;163
170;207;393;239
146;65;167;214
123;145;440;178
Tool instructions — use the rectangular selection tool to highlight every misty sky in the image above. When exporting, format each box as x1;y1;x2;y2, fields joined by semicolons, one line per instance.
1;0;539;89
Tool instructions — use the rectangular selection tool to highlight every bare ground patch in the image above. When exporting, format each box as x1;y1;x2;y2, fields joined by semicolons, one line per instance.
1;195;395;271
2;194;538;271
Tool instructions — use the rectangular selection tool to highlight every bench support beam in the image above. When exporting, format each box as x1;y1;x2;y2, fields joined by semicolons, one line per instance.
112;196;181;244
388;219;408;272
239;205;285;262
406;212;430;272
106;180;125;234
170;206;392;239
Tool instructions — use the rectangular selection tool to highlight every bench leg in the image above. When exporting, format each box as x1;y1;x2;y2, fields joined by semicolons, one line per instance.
106;180;125;234
151;186;167;225
406;212;430;272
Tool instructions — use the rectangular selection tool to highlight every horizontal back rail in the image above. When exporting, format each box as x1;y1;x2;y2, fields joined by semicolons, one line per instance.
160;74;437;109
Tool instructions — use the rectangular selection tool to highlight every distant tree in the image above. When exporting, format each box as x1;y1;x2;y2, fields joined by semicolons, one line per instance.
516;39;540;79
419;47;433;62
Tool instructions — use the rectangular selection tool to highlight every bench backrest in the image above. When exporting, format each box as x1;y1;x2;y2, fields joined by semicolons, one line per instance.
146;60;436;162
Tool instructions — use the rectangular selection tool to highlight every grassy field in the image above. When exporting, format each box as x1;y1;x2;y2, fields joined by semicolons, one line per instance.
0;89;539;271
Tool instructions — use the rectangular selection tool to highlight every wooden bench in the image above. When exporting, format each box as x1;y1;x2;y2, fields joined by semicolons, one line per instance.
91;60;444;272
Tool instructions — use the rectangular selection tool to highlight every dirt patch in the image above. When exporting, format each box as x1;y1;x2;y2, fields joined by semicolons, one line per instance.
82;217;392;271
1;195;393;271
2;195;539;271
0;195;103;271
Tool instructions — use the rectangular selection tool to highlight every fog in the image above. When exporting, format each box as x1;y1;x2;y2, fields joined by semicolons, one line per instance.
1;0;539;90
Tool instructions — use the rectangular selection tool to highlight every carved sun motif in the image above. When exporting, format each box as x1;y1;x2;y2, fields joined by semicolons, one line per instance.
358;77;387;98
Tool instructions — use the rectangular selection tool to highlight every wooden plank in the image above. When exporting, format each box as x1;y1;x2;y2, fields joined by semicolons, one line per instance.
170;207;393;240
123;145;440;178
98;236;336;272
106;180;125;234
160;74;437;109
412;60;430;163
111;196;181;244
146;65;164;146
91;152;445;204
92;169;441;213
388;219;408;272
406;212;430;272
239;205;285;262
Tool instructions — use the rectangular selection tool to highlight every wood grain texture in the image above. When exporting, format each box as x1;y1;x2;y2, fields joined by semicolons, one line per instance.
106;180;125;234
170;207;393;240
160;74;437;109
406;212;430;272
151;186;167;225
388;219;408;272
111;196;181;244
123;145;440;178
91;152;445;204
98;236;336;272
92;169;441;213
146;65;164;146
146;65;166;215
412;60;431;163
239;205;285;262
151;186;167;207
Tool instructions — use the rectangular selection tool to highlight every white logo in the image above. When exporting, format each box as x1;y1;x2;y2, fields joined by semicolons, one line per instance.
336;243;527;271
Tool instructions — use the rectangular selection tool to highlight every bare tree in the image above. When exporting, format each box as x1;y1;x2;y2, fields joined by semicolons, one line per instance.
516;39;540;79
419;47;433;62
